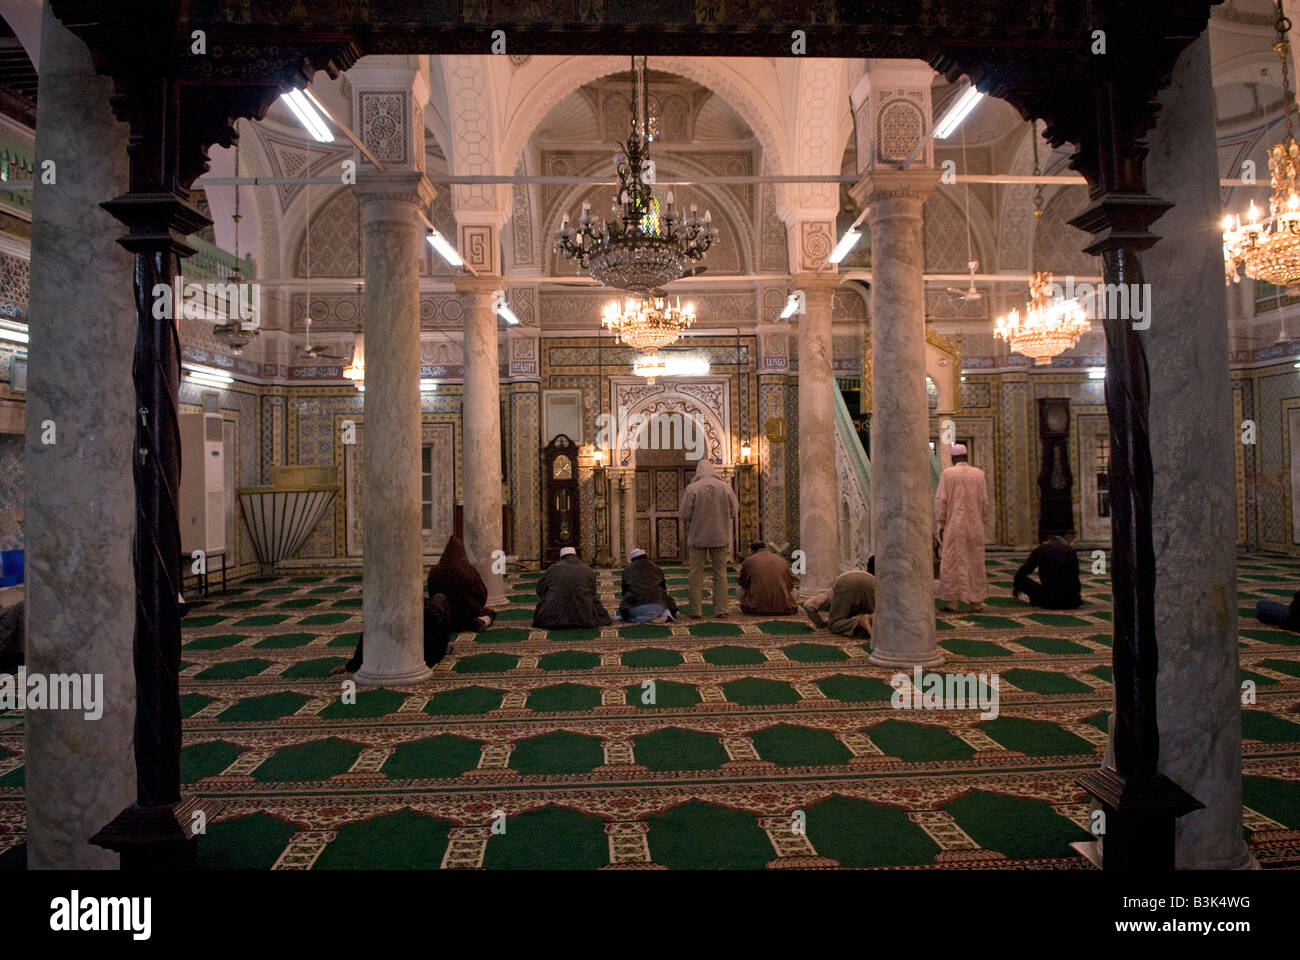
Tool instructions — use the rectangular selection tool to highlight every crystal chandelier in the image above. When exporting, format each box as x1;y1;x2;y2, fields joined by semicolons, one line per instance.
601;295;696;354
1224;4;1300;289
995;271;1090;365
554;57;717;293
993;119;1090;365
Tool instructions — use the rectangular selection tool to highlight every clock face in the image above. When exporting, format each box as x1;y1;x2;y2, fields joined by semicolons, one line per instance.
1046;406;1069;432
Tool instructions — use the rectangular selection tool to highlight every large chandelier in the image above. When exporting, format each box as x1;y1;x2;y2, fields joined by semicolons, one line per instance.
554;56;717;293
1224;4;1300;289
995;271;1090;365
601;294;696;353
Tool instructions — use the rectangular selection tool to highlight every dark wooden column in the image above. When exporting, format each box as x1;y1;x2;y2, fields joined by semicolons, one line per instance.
48;0;356;867
87;71;224;868
935;4;1215;869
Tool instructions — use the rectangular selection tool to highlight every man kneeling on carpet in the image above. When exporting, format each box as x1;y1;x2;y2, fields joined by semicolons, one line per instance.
737;540;797;615
533;546;611;628
340;533;496;672
800;569;876;639
617;548;677;623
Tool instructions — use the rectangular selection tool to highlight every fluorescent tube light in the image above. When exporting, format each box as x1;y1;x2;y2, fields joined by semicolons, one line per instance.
828;228;861;264
280;88;334;143
427;230;464;266
934;84;984;140
0;321;28;344
182;362;233;385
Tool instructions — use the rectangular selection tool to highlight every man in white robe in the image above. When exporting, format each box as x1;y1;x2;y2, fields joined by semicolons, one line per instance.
935;443;989;612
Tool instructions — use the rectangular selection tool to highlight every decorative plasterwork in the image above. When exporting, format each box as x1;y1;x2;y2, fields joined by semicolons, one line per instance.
797;220;835;271
608;376;732;467
442;55;503;215
537;290;758;329
357;90;415;166
495;55;791;208
793;59;847;213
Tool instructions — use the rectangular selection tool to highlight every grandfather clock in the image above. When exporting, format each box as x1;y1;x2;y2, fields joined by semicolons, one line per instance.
543;435;581;564
1037;398;1075;541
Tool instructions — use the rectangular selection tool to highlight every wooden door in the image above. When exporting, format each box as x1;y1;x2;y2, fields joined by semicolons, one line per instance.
634;466;693;562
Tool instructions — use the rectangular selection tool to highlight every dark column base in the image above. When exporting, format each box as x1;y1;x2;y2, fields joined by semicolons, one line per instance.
1075;766;1203;870
90;797;224;870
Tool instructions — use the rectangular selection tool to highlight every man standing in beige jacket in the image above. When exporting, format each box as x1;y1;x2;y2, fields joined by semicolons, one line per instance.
679;459;739;617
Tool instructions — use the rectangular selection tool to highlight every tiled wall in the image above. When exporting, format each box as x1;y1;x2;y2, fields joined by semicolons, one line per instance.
0;434;22;551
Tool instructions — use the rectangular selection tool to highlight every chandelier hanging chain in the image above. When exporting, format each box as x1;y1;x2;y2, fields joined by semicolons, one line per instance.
1280;1;1295;142
212;123;260;353
992;118;1092;365
1030;118;1044;219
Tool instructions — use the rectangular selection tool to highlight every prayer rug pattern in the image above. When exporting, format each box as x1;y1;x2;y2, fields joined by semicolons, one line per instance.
1;554;1299;869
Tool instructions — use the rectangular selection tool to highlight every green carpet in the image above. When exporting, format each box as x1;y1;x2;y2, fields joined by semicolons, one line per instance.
2;552;1298;869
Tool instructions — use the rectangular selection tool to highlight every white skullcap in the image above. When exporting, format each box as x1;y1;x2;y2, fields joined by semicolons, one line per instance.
559;546;576;557
950;443;968;456
630;548;647;560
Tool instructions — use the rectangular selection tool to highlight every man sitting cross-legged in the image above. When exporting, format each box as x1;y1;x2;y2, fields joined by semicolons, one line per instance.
618;547;677;623
533;546;612;628
737;540;798;616
1013;535;1082;610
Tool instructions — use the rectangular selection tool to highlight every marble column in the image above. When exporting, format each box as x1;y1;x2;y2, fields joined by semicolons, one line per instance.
24;3;136;868
795;275;839;595
1144;31;1253;869
355;172;435;686
855;169;944;668
454;277;506;606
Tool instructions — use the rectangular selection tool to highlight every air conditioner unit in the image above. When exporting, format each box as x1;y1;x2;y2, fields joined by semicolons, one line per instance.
180;412;227;558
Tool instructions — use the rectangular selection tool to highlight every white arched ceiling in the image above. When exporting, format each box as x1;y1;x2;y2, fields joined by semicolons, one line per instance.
495;56;792;218
998;121;1065;273
923;186;995;275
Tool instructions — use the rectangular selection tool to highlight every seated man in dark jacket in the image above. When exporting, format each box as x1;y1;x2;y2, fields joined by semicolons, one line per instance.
1013;536;1082;609
1257;590;1300;632
534;547;611;628
618;548;677;623
738;541;797;615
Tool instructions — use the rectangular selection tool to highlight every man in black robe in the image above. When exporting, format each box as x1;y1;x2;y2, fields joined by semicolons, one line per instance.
1012;536;1082;610
533;547;611;628
1256;590;1300;632
341;533;496;672
618;548;677;622
0;600;22;673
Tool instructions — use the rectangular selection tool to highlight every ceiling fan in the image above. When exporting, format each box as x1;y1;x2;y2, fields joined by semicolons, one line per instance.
945;127;983;304
297;316;345;362
946;260;983;301
292;158;345;363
